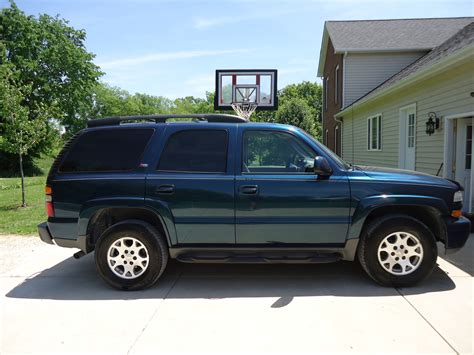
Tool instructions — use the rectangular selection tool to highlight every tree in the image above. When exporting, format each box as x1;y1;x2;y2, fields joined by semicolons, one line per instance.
275;98;320;138
0;1;102;165
252;81;322;140
0;68;50;206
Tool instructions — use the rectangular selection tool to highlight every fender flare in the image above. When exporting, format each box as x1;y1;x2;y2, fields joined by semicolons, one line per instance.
78;198;177;246
348;194;448;240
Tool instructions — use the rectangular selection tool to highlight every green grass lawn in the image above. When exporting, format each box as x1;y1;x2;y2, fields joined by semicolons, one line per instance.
0;154;54;235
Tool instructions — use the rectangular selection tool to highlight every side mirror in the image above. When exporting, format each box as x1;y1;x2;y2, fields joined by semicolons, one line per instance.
313;156;333;176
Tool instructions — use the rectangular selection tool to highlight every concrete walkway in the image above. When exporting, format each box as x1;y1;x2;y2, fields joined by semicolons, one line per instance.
0;235;472;354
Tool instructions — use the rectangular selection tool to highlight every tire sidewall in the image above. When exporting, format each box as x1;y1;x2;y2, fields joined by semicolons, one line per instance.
362;216;437;287
95;223;166;290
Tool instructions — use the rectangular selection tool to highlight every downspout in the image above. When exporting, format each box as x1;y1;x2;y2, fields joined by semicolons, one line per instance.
334;116;343;158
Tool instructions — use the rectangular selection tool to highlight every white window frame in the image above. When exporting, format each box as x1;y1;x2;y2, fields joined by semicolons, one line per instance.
334;65;339;106
334;126;339;155
324;77;329;111
367;114;382;151
325;129;329;146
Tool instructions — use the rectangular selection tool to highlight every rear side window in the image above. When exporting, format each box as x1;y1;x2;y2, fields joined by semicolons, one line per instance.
59;128;154;172
158;130;228;173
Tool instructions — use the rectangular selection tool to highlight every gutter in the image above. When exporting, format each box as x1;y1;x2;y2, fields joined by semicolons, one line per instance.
334;47;433;54
335;42;474;118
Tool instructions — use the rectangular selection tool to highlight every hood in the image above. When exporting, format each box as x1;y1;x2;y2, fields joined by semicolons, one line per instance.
355;165;459;189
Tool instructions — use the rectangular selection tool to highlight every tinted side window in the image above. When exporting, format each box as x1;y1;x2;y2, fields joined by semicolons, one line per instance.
158;130;228;173
242;130;316;174
59;128;154;172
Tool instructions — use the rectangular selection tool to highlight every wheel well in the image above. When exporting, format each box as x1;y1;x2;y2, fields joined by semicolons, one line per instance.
362;205;446;242
87;208;169;249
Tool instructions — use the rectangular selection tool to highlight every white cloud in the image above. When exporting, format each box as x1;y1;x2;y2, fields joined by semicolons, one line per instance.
97;49;251;70
193;7;296;30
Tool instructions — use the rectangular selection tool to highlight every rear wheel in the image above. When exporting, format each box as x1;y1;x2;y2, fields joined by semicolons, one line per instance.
358;214;437;287
95;221;168;290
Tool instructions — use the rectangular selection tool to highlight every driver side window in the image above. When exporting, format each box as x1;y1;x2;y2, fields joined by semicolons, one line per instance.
242;130;317;174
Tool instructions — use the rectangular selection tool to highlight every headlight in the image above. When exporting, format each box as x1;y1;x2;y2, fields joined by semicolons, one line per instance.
454;191;463;203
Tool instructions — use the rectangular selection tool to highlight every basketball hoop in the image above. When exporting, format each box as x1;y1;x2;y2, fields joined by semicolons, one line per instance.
214;69;278;118
231;101;257;120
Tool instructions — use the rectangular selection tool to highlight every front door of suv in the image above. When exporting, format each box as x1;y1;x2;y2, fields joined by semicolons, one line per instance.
235;127;351;245
146;125;236;245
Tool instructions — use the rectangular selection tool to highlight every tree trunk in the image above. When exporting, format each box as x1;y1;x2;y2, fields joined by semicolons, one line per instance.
19;151;26;208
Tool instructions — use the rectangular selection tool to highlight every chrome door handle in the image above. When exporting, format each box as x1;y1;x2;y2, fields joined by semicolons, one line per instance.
240;185;258;195
156;185;175;195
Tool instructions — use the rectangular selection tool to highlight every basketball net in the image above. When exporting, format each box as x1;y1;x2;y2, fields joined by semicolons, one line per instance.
231;101;257;121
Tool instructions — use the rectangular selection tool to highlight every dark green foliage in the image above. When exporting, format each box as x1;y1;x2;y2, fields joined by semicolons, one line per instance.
275;98;320;138
0;1;102;171
253;81;322;140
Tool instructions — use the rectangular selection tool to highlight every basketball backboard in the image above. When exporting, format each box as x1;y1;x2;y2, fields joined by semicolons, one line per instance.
214;69;278;113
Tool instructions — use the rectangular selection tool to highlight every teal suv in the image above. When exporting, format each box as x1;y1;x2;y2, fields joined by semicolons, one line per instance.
38;114;471;290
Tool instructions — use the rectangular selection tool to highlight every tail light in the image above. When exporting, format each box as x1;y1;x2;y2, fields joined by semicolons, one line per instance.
45;185;54;217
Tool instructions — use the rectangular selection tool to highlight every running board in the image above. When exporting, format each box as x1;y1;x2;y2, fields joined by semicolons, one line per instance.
176;253;342;264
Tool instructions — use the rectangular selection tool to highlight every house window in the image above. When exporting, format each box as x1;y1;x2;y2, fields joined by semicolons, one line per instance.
334;126;339;155
324;77;329;111
367;114;382;151
408;113;415;148
325;129;329;145
334;65;339;106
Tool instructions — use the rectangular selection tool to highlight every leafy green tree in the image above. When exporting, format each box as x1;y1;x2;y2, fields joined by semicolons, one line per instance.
172;92;214;114
0;68;51;206
252;81;322;140
0;1;102;156
279;81;322;118
275;98;320;138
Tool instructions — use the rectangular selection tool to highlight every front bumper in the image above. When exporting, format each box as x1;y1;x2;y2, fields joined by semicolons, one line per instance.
443;216;471;254
37;221;88;252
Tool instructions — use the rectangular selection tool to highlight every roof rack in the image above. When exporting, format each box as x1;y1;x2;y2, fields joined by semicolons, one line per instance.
87;114;247;128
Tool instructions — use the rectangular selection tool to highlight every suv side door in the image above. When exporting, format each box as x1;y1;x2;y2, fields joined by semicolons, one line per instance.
235;126;351;245
146;124;236;245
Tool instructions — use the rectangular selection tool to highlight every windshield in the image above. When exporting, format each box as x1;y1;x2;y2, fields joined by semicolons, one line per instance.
297;128;351;170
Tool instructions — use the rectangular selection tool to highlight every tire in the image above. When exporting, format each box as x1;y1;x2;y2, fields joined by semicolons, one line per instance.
95;220;168;291
358;214;437;287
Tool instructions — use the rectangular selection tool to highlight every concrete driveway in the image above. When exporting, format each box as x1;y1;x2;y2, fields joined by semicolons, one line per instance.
0;235;472;355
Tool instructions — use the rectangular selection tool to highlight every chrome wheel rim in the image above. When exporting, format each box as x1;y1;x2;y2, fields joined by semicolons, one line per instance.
107;237;149;279
377;232;424;275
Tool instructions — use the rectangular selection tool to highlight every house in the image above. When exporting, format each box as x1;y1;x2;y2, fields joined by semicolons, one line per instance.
317;18;474;213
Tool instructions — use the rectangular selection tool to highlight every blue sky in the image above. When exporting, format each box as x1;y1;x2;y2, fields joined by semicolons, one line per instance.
3;0;472;98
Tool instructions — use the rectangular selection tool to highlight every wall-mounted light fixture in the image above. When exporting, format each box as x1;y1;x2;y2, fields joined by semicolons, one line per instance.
426;112;440;136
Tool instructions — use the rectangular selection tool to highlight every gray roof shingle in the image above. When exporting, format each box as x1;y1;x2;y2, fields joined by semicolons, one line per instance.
342;21;474;110
327;17;474;52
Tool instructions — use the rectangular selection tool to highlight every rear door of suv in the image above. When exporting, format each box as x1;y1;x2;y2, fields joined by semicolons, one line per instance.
145;124;237;245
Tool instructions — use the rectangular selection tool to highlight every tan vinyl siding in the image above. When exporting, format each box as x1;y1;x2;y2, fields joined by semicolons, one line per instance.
341;59;474;175
343;51;427;107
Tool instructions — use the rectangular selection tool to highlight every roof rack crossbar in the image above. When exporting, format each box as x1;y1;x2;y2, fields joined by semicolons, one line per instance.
87;114;247;127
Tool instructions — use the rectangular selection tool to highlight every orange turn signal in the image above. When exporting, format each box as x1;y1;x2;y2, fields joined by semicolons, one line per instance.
45;186;52;195
451;209;462;218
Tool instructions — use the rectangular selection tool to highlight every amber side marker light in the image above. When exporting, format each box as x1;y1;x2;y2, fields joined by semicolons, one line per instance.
45;185;54;217
451;210;462;218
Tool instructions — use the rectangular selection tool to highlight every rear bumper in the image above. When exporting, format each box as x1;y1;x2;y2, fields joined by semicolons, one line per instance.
38;222;54;245
37;221;88;252
443;216;471;254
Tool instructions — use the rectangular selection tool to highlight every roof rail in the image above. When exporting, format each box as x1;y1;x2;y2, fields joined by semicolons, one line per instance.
86;114;247;128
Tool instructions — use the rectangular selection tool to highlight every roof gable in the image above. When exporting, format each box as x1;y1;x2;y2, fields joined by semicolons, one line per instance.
337;22;474;115
317;17;473;76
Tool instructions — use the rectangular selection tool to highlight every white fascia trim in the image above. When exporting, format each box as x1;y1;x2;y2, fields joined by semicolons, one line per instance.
335;43;474;118
317;25;329;77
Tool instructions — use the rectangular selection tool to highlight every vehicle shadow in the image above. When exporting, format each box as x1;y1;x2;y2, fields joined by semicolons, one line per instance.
5;254;456;302
438;235;474;276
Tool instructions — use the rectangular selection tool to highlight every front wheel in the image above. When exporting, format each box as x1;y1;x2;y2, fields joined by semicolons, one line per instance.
95;221;168;291
358;215;438;287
